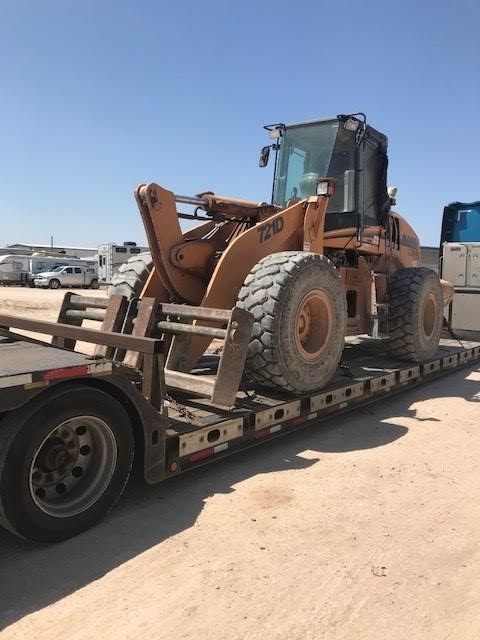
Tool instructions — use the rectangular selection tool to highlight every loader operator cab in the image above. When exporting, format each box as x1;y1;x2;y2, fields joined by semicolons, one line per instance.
260;114;391;231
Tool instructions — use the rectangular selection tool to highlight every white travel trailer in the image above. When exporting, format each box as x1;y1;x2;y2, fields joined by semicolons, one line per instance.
0;255;30;285
97;242;148;284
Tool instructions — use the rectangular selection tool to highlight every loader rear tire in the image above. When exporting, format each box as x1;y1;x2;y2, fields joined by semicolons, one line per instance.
387;267;443;362
108;252;152;299
237;251;347;393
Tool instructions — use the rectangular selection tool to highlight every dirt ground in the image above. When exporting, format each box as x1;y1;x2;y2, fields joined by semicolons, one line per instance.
0;286;107;353
1;287;480;639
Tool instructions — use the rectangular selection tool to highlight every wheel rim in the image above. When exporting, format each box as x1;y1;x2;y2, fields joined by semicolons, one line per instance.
50;280;59;289
29;416;117;518
423;293;437;338
295;289;332;361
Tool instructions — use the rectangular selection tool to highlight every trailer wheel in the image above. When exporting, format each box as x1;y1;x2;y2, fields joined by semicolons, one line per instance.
237;252;347;393
0;385;134;542
108;252;152;299
49;278;60;289
387;267;443;362
89;278;99;290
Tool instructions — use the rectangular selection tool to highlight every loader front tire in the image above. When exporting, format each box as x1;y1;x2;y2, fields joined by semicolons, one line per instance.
387;267;443;362
108;252;152;299
237;252;347;393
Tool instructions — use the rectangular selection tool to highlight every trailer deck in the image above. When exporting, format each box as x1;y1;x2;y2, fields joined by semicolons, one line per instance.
1;328;478;478
0;336;114;410
163;336;480;474
0;336;111;380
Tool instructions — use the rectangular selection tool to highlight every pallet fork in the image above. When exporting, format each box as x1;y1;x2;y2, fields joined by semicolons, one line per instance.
53;292;253;408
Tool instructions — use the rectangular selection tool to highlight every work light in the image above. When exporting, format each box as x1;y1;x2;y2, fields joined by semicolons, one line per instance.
316;181;329;196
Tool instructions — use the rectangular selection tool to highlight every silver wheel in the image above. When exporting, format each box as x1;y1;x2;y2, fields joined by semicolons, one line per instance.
29;416;117;518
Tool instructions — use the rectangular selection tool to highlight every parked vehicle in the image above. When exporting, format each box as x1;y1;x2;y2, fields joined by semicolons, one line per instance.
0;253;97;286
34;265;99;289
97;242;148;284
0;254;30;285
440;201;480;337
27;255;97;286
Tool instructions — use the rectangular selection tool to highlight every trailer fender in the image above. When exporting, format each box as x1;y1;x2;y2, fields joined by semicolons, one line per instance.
69;374;167;484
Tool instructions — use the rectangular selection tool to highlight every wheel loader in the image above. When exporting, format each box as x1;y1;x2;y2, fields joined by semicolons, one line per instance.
111;113;453;406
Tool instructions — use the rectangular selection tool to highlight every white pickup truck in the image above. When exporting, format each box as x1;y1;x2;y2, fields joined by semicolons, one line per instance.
34;265;99;289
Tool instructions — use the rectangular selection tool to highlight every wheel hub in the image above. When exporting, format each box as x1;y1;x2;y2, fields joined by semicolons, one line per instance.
29;416;117;518
422;292;437;338
297;305;312;341
295;289;333;362
40;439;72;471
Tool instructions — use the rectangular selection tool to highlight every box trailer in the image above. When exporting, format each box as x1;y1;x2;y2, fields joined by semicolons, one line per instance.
440;201;480;337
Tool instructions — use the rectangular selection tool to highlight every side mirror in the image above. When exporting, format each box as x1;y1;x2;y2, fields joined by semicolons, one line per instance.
259;145;270;167
343;169;356;212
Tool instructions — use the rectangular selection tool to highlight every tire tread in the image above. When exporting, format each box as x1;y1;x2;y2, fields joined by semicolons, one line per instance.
387;267;443;361
237;251;346;392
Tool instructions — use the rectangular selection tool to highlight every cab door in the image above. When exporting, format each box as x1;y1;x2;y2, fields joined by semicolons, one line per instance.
73;267;84;286
62;267;75;286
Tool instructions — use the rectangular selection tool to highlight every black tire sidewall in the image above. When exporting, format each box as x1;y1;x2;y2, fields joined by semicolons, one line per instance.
0;386;134;542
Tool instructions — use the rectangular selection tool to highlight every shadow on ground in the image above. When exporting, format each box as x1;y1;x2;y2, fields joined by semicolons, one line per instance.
0;366;479;629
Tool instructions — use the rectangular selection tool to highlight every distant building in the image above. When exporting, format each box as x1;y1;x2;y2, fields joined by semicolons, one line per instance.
7;243;97;259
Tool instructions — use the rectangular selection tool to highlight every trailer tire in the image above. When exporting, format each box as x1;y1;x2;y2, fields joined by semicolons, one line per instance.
108;252;152;299
89;278;99;290
237;251;347;393
0;385;134;542
387;267;443;362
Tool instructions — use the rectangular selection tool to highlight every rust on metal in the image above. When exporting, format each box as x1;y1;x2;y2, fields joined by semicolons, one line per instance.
0;314;163;355
94;294;129;359
123;297;159;369
157;321;226;339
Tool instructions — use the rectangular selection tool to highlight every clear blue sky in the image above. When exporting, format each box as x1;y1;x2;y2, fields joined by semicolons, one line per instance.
0;0;478;247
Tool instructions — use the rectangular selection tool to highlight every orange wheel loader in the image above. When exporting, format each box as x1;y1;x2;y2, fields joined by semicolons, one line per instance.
110;113;453;405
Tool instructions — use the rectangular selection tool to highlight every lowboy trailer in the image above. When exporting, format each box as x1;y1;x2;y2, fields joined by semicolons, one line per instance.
0;292;478;543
